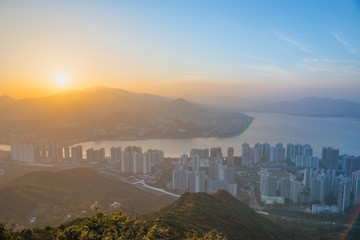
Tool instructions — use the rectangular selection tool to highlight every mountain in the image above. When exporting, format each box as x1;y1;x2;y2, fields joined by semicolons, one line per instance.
259;97;360;118
0;86;253;143
186;95;360;118
145;190;287;240
0;167;174;229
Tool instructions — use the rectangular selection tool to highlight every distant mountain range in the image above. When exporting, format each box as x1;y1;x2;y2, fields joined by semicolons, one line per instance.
0;86;253;143
186;95;360;118
256;98;360;118
0;167;174;229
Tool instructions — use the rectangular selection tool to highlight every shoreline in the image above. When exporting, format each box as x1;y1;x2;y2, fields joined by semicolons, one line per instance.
0;121;253;147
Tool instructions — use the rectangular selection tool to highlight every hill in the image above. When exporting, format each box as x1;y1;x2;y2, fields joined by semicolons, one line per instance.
0;167;174;229
0;86;253;143
145;190;287;240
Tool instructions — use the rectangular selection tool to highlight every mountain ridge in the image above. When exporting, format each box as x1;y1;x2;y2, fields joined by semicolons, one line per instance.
185;95;360;118
0;86;253;143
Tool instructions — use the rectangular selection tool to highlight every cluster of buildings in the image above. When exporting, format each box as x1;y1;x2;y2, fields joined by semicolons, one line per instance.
241;142;286;165
10;142;164;175
119;146;164;174
254;143;360;213
241;142;320;168
10;142;83;164
260;167;360;213
172;147;237;197
242;143;359;175
10;141;360;213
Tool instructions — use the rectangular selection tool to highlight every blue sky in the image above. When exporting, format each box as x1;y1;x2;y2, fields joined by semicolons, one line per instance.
0;0;359;100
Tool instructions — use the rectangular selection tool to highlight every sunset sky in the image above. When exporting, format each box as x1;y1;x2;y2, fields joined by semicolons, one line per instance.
0;0;359;101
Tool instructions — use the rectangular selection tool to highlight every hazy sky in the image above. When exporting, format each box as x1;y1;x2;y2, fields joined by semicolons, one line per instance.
0;0;359;101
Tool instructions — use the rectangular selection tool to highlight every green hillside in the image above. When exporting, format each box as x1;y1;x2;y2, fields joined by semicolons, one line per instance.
0;211;227;240
145;190;287;240
0;168;174;229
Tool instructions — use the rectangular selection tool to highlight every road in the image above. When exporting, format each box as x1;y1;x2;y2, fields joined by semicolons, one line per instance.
239;183;262;210
133;179;180;198
98;169;180;198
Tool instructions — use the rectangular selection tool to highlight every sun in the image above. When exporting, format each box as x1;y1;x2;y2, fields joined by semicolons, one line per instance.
56;75;68;86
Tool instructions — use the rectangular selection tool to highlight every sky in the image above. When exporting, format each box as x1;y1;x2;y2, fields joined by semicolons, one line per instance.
0;0;359;101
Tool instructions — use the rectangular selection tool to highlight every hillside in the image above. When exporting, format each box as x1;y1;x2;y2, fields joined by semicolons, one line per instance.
0;167;174;229
145;190;287;240
0;86;253;143
0;211;227;240
0;190;353;239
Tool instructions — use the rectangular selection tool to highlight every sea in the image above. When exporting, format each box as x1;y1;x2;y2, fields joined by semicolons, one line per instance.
1;113;359;158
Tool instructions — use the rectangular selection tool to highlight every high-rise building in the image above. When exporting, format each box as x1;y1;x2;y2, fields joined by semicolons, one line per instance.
310;174;327;204
344;156;360;177
224;166;235;184
191;154;200;171
295;144;303;157
86;148;105;162
179;154;189;170
290;178;301;203
262;143;270;162
188;170;206;193
276;143;285;162
286;143;295;159
303;146;313;157
270;143;285;162
227;147;234;166
269;147;275;162
338;154;350;170
325;169;337;195
303;168;314;190
280;178;291;199
172;165;189;191
322;147;339;169
132;151;143;174
333;175;344;198
11;142;35;163
352;170;360;206
253;143;262;164
149;149;164;165
110;146;122;163
142;152;152;174
210;147;222;159
190;148;209;159
338;178;352;212
122;146;142;174
71;145;83;163
209;158;223;180
64;146;71;163
296;156;319;168
260;172;277;196
241;143;251;166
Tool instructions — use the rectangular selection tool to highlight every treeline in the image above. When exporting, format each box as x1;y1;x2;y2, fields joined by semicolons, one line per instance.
0;211;226;240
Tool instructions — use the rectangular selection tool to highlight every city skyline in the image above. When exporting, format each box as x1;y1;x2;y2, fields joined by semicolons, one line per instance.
0;0;359;101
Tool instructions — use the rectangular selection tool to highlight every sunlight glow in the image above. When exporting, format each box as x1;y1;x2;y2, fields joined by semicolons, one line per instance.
56;75;68;86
